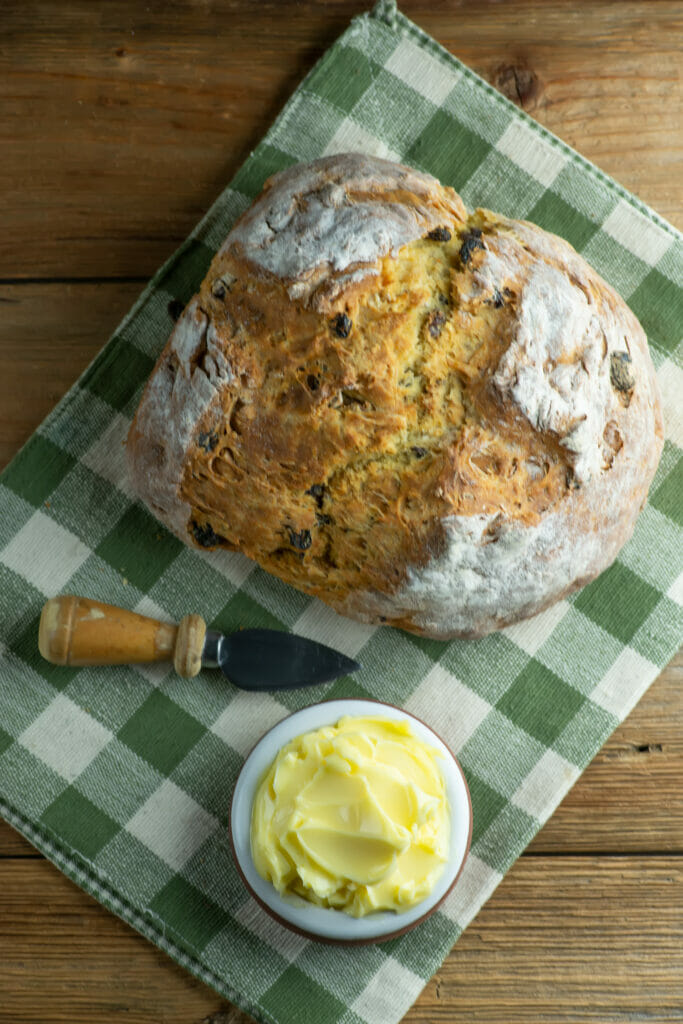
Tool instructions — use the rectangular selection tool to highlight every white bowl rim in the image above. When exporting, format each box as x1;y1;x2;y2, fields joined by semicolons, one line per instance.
229;698;472;945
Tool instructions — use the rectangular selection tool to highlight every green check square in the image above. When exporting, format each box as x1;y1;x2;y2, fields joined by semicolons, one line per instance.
354;627;433;706
630;596;683;665
82;340;155;413
243;567;311;628
406;108;491;189
306;45;380;114
9;611;79;692
118;690;206;775
465;772;506;845
402;629;448;663
0;486;34;549
573;561;662;644
230;144;298;200
149;876;230;951
211;589;286;633
40;787;119;859
0;563;42;636
553;700;616;768
0;745;65;818
171;731;242;820
474;803;536;874
527;191;598;252
294;944;386;1005
2;434;75;508
96;503;183;591
628;268;683;356
261;965;346;1024
383;910;456;976
159;238;214;308
45;462;131;548
497;659;585;746
650;456;683;526
460;148;544;218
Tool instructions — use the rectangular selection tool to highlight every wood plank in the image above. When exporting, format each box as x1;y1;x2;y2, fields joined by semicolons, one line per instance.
416;855;683;1024
0;855;680;1023
1;654;680;858
0;281;141;468
2;1;681;279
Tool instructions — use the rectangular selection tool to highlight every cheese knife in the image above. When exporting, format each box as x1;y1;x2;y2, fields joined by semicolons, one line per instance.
38;595;360;690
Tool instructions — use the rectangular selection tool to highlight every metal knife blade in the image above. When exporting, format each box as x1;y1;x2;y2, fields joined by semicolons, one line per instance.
202;628;360;691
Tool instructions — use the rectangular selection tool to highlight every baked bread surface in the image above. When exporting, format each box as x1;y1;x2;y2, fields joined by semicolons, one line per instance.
127;154;663;638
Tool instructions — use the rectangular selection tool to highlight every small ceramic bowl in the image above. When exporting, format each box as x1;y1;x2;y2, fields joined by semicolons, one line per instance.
229;698;472;944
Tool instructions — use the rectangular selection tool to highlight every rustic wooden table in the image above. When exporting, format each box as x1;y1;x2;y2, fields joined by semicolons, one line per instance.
1;2;681;1021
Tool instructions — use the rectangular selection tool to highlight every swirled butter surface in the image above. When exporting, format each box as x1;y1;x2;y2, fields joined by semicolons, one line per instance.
250;716;450;917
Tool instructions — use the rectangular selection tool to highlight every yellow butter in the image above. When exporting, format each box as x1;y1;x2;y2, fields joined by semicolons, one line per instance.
250;716;450;917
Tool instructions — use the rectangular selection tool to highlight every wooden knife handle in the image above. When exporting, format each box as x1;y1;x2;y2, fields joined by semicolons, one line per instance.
38;595;207;678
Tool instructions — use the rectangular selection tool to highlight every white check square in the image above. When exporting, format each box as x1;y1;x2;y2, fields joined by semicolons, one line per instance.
657;359;683;447
211;691;290;757
323;117;402;163
667;571;683;607
405;663;491;752
19;694;112;783
503;601;569;656
352;957;424;1024
591;647;659;717
0;510;92;595
196;546;256;589
496;120;567;187
126;779;218;872
385;38;459;105
293;599;376;659
81;412;134;497
132;596;174;685
441;852;503;928
602;199;673;267
512;749;579;822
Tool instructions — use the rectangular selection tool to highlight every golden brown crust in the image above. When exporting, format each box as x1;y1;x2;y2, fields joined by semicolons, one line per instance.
127;155;663;639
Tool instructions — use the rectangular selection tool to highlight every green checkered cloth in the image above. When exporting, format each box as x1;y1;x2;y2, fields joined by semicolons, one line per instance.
1;2;681;1022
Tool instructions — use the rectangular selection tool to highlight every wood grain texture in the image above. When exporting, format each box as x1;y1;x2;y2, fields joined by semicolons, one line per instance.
0;282;141;467
1;1;681;279
1;2;682;1022
0;856;681;1024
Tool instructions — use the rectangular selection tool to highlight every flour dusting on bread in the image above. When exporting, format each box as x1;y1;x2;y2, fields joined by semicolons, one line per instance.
127;154;663;639
225;154;466;309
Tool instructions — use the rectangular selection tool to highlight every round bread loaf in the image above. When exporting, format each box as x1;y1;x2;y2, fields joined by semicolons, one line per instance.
127;154;663;639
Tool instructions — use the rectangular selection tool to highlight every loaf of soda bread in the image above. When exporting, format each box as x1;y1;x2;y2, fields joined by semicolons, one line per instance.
127;154;663;639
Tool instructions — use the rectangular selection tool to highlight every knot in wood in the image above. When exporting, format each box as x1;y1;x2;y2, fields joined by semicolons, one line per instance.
493;63;542;111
